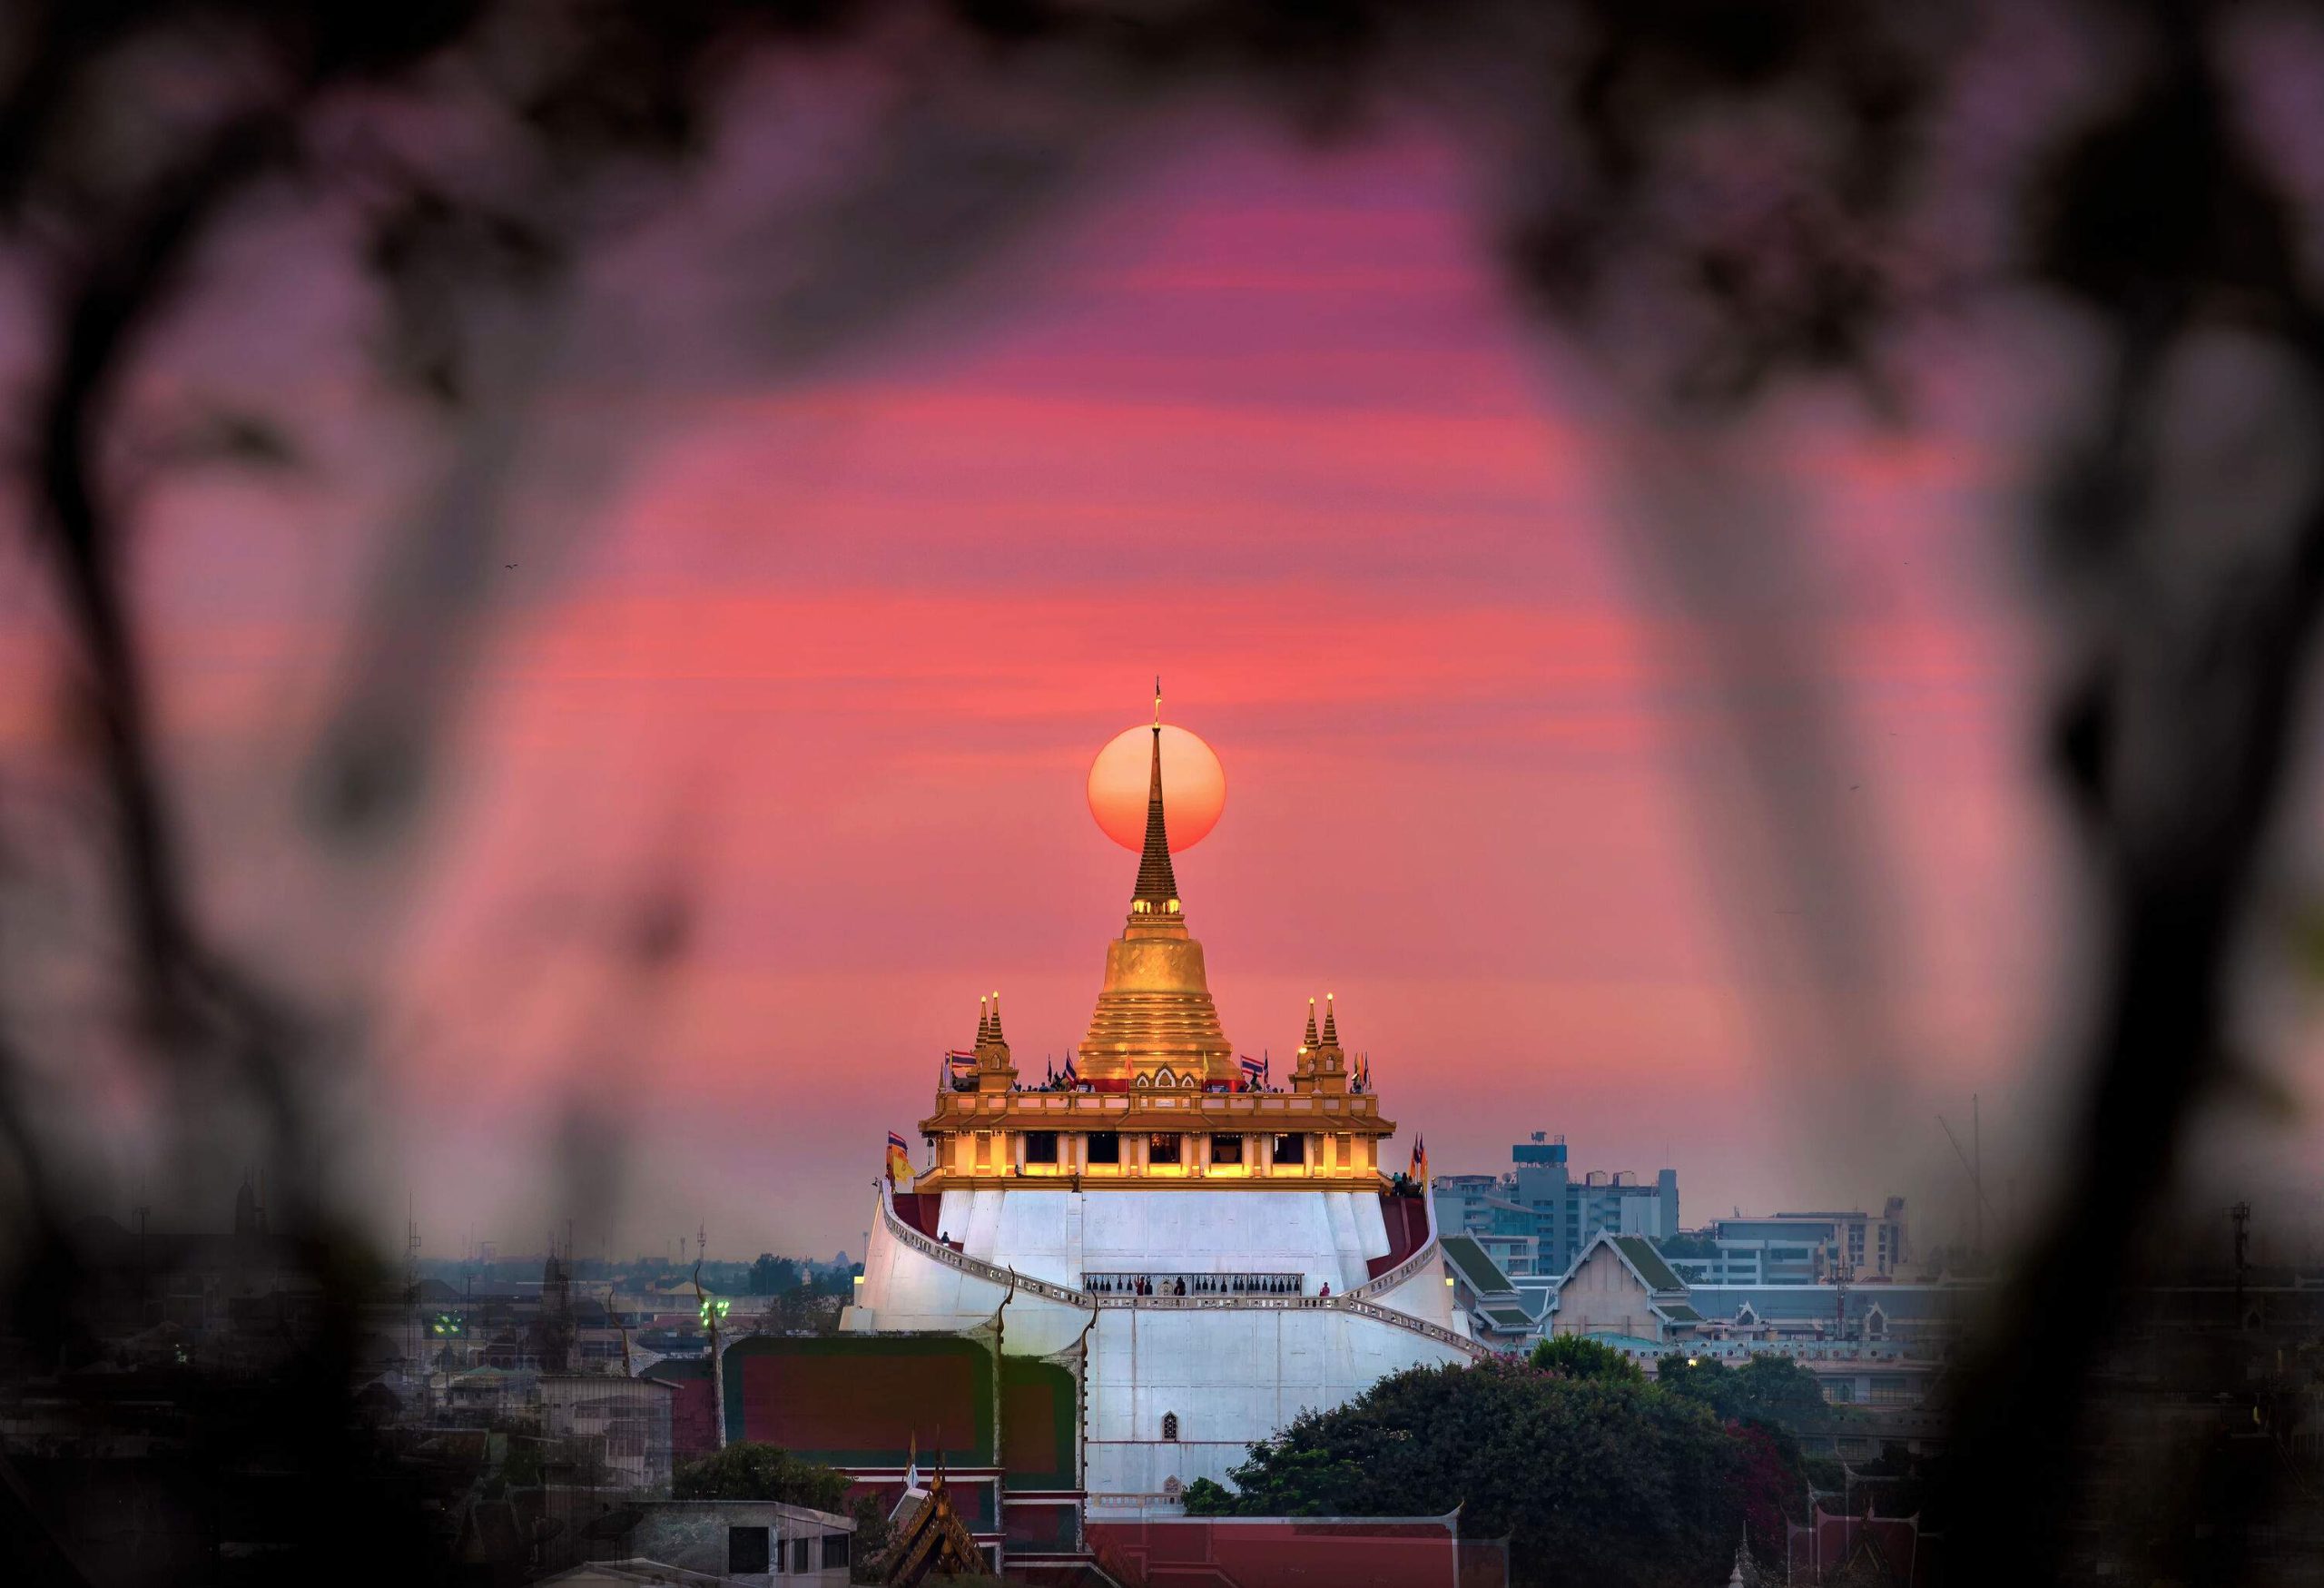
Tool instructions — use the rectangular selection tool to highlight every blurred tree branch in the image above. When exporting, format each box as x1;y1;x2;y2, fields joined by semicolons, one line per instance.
5;2;2323;1581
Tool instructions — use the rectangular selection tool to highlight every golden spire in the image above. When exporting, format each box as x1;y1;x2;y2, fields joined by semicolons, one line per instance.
1321;991;1339;1048
1079;681;1231;1085
977;995;990;1046
1131;677;1180;913
989;990;1005;1045
1303;998;1319;1050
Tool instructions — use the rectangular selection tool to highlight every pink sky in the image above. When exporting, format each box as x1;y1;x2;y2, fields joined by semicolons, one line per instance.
5;119;2106;1261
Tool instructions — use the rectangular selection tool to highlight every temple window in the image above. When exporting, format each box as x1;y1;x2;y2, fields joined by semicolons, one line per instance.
1211;1133;1243;1165
1134;1073;1151;1089
1272;1134;1305;1166
1025;1131;1059;1166
1161;1412;1179;1441
1087;1131;1121;1166
1149;1134;1181;1167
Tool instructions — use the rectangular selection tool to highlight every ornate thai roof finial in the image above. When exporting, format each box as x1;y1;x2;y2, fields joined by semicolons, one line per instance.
1321;991;1339;1048
989;990;1005;1045
1303;997;1319;1050
977;995;990;1047
1131;681;1180;914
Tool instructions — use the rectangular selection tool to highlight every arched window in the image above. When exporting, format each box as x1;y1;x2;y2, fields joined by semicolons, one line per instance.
1864;1305;1887;1339
1154;1068;1176;1088
1161;1412;1179;1442
1134;1073;1150;1089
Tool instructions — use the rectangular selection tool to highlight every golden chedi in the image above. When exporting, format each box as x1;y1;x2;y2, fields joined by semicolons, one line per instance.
1078;709;1233;1088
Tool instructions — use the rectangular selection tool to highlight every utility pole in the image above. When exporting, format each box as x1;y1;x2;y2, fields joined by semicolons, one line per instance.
406;1196;424;1409
133;1181;150;1328
1972;1093;1983;1258
694;1223;728;1449
2231;1201;2253;1327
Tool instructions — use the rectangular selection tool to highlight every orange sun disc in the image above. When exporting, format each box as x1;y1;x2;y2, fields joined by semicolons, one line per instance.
1087;725;1226;853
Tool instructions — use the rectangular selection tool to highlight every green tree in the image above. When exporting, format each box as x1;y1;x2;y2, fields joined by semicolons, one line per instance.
748;1254;803;1295
848;1493;893;1583
1659;1354;1841;1435
1528;1334;1647;1383
673;1442;851;1511
1179;1476;1236;1515
1200;1362;1746;1588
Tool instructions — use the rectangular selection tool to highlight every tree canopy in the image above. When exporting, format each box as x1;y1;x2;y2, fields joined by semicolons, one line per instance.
672;1442;852;1512
1528;1334;1647;1383
1656;1354;1842;1436
749;1254;803;1295
1189;1361;1762;1588
1653;1232;1721;1260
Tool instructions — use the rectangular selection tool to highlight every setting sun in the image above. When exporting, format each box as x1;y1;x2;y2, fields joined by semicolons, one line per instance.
1086;723;1226;853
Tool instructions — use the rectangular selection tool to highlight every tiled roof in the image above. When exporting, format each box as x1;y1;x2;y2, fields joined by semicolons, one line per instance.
1482;1307;1534;1330
1440;1236;1515;1297
1612;1236;1687;1294
1657;1304;1704;1324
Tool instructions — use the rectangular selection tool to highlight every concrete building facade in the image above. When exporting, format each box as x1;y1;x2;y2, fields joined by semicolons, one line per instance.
1431;1132;1679;1277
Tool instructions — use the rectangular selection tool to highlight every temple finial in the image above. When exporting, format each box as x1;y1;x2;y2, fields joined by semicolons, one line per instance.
990;990;1005;1045
1321;991;1338;1048
1130;687;1180;914
1303;997;1319;1049
977;995;990;1046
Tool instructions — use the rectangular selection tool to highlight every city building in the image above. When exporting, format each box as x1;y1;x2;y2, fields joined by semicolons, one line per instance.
688;708;1486;1583
1431;1132;1679;1277
1541;1231;1704;1347
566;1497;855;1585
1439;1234;1545;1347
1663;1200;1911;1285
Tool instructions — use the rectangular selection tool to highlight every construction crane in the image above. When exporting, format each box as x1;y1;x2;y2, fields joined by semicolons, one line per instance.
1937;1094;1994;1259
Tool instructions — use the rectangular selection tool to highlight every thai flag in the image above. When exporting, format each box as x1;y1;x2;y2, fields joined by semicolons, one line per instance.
1060;1052;1079;1088
1238;1054;1264;1090
886;1129;910;1152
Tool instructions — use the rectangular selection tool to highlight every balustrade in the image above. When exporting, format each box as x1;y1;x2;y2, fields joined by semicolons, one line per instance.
1083;1272;1304;1298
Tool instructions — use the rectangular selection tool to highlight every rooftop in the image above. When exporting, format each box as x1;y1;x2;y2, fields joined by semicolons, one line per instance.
1612;1236;1687;1295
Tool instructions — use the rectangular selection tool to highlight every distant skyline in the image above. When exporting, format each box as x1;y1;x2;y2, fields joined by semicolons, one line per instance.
14;113;2316;1266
